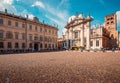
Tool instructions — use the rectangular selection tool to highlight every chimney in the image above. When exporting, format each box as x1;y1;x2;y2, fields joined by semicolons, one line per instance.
43;20;44;24
87;13;91;19
5;9;7;13
33;17;39;22
26;15;28;19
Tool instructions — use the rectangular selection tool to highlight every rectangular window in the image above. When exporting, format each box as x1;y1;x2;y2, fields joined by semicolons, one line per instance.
15;33;19;39
22;24;25;28
74;32;78;38
0;32;3;38
34;36;38;41
96;40;99;46
45;28;47;32
29;35;32;41
0;42;4;48
22;43;25;48
35;26;37;31
49;30;51;33
40;27;42;32
8;42;12;48
6;32;13;39
15;22;18;27
29;25;32;30
15;42;19;48
0;19;3;25
8;20;11;26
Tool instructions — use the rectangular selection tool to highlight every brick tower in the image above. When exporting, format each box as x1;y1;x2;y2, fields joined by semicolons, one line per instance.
105;14;119;48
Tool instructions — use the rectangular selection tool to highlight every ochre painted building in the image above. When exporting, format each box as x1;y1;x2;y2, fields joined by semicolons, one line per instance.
0;9;58;51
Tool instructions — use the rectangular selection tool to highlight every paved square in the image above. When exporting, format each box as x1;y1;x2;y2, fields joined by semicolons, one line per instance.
0;51;120;83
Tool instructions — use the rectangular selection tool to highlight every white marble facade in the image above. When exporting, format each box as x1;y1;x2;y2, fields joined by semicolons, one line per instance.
64;13;93;50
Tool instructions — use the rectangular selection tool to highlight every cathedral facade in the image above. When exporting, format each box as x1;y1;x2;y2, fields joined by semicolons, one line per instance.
63;13;119;50
64;13;93;50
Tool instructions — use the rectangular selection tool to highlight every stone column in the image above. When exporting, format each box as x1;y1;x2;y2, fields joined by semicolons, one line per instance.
70;28;73;46
86;28;90;50
3;31;6;39
78;31;80;46
81;25;84;47
38;43;40;51
66;30;69;49
100;27;103;49
32;43;34;51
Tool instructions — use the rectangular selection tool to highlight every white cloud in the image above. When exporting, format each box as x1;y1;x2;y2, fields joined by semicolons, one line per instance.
116;11;120;27
32;1;70;37
45;14;67;36
3;0;13;5
32;1;45;9
62;28;67;35
28;14;34;20
57;0;69;9
21;10;35;20
0;0;17;14
32;1;69;21
45;15;59;25
46;6;69;21
0;0;35;20
68;15;76;23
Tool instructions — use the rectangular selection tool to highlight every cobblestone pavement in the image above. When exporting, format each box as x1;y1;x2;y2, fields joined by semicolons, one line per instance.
0;51;120;83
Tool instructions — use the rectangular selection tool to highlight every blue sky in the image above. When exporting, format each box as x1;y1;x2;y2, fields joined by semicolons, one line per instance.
0;0;120;37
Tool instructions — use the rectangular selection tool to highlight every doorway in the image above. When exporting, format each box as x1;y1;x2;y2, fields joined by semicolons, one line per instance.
34;43;38;51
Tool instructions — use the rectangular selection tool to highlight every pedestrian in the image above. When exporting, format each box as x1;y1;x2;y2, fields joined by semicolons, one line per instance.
112;48;115;52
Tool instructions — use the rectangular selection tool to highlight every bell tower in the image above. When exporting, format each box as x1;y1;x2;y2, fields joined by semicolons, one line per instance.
105;14;119;48
105;14;117;31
